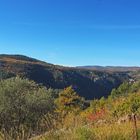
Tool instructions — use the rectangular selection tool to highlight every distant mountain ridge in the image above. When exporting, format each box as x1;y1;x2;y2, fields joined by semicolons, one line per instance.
77;66;140;72
0;54;137;99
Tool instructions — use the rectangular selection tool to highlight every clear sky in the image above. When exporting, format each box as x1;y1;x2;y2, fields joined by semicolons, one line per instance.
0;0;140;66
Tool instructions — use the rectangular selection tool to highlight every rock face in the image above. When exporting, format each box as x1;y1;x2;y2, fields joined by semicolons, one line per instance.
0;54;133;99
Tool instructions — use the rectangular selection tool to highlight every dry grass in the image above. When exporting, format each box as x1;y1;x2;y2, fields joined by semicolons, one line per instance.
30;121;140;140
0;121;139;140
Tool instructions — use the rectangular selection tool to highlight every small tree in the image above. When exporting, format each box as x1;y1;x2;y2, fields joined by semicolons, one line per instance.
110;82;131;98
55;86;85;127
55;86;85;113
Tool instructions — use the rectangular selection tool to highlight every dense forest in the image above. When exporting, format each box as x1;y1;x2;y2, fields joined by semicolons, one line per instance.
1;55;140;140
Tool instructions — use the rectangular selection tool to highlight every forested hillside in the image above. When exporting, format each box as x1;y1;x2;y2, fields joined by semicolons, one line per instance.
0;54;133;99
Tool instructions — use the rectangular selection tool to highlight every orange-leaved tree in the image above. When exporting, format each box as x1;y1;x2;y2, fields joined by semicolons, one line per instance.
55;86;86;127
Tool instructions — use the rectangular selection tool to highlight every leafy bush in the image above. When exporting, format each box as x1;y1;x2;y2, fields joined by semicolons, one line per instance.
0;77;55;139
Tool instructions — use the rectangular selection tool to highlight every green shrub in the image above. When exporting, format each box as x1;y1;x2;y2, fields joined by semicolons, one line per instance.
0;77;55;139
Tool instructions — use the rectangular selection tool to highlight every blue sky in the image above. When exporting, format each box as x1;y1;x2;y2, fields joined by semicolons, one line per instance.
0;0;140;66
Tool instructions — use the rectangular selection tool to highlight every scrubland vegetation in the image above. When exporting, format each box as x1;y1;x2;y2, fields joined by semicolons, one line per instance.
0;76;140;140
1;56;140;140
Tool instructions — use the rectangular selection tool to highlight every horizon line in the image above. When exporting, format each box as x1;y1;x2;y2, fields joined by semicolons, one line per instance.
0;53;140;68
